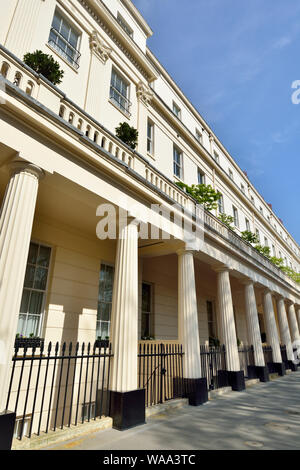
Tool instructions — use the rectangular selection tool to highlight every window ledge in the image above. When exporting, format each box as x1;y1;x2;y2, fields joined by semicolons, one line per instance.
45;43;79;73
108;99;131;119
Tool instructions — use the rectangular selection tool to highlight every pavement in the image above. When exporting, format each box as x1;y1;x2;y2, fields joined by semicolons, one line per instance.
43;371;300;450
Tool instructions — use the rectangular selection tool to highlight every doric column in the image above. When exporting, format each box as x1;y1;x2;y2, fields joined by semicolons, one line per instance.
109;218;145;430
243;281;269;382
277;297;296;370
287;303;300;343
177;249;207;405
0;161;44;414
216;267;245;391
297;307;300;331
263;290;285;375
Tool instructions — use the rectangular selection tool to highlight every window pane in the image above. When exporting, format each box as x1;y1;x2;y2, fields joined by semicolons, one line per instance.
141;313;150;337
37;246;51;267
20;290;30;314
29;291;44;315
142;284;151;312
28;243;38;264
97;302;111;322
34;267;48;290
17;314;27;336
25;315;40;337
52;12;61;30
100;321;110;338
24;265;35;288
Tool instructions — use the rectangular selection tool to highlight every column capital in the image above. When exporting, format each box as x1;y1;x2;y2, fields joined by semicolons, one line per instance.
8;160;45;180
176;248;195;257
213;264;232;274
240;276;254;286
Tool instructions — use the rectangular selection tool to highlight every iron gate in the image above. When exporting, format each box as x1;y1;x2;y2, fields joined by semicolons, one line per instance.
138;342;185;407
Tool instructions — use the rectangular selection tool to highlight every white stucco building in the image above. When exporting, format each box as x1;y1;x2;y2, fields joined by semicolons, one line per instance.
0;0;299;447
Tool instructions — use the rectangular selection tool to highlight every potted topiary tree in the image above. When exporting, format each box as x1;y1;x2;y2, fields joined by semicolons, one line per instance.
23;50;64;85
115;122;138;149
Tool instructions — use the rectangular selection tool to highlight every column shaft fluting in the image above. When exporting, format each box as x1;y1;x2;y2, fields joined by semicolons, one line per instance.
277;298;294;361
244;283;265;367
178;250;201;379
263;291;282;363
288;303;300;343
217;269;240;371
110;221;138;392
0;162;43;410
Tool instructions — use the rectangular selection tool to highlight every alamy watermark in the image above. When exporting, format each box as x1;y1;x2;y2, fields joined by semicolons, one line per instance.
95;199;205;250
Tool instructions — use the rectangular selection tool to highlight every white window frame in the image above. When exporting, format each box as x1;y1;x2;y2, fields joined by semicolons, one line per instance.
17;241;52;338
213;151;219;164
173;145;183;179
117;12;134;38
147;119;154;155
218;193;224;214
232;205;239;228
197;167;205;185
110;67;131;115
96;262;115;340
195;128;203;144
245;218;250;231
172;101;181;119
141;282;154;338
48;8;81;69
228;168;234;180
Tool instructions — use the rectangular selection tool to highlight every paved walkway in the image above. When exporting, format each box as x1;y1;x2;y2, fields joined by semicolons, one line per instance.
45;371;300;450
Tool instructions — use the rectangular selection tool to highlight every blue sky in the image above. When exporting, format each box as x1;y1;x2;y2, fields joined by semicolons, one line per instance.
132;0;300;244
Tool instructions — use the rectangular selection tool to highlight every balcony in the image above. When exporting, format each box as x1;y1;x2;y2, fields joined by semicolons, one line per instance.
0;44;298;292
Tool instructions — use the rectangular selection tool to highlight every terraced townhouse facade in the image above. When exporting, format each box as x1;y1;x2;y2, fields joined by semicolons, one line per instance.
0;0;299;447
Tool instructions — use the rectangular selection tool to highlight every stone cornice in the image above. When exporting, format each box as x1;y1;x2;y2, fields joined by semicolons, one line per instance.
79;0;158;81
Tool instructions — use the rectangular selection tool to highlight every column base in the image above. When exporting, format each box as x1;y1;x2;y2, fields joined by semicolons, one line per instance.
287;360;298;372
227;370;245;391
109;389;146;431
217;370;229;388
272;362;286;376
0;410;16;450
247;365;269;382
184;378;208;406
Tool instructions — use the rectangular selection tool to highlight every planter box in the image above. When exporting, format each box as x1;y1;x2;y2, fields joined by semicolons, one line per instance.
95;339;109;349
15;337;44;349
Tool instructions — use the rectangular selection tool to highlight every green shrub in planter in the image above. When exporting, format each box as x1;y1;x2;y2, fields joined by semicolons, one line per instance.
23;50;64;85
115;122;138;149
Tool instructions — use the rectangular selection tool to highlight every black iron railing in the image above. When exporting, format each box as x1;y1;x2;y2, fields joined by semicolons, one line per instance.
262;345;275;373
200;345;228;390
280;345;288;368
238;346;255;378
6;342;113;440
138;342;184;407
48;28;81;69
